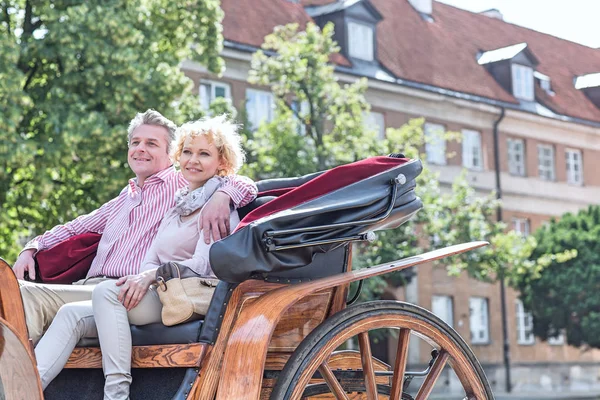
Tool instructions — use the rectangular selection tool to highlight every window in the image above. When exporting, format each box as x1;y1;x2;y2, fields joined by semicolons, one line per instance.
424;123;446;165
540;78;552;92
512;218;530;237
512;64;534;101
363;111;385;139
432;295;454;327
537;144;555;181
462;129;483;170
507;138;526;177
566;148;583;186
291;100;309;136
548;332;565;346
469;297;490;344
246;89;274;130
199;80;231;111
348;21;374;61
516;300;535;345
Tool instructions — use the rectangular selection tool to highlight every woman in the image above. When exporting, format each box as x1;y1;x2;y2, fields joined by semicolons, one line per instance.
35;115;245;399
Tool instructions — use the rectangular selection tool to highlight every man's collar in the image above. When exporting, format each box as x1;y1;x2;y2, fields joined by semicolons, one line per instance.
129;165;177;189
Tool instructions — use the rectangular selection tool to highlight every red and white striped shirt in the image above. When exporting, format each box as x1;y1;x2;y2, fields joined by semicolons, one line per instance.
25;167;257;278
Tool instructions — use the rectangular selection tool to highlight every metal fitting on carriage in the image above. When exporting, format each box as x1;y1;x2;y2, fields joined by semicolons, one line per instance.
360;231;377;242
395;173;407;185
263;236;275;251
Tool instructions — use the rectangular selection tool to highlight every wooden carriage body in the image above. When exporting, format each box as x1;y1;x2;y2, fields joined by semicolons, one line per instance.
0;156;494;400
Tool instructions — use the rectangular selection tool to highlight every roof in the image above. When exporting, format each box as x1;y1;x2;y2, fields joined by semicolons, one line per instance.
220;0;351;66
219;0;600;124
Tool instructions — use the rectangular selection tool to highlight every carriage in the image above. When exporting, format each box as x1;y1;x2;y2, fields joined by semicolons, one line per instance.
0;154;493;399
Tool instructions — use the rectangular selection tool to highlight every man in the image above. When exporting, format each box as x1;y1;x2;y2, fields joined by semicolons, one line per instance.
14;109;257;344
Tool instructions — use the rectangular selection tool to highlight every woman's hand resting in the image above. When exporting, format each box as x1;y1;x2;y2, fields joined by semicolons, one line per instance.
116;272;155;311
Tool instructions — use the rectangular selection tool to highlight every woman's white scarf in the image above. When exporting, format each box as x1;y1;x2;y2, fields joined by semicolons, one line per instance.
173;176;224;216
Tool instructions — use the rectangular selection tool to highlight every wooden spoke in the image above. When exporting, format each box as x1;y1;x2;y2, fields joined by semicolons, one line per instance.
390;328;411;400
357;331;377;400
415;350;450;400
271;302;492;400
318;361;350;400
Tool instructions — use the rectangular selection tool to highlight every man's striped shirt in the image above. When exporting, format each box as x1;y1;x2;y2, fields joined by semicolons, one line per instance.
26;167;257;278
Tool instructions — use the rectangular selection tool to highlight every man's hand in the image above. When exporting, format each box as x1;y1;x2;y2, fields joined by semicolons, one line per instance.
13;249;36;280
200;191;231;244
116;273;155;311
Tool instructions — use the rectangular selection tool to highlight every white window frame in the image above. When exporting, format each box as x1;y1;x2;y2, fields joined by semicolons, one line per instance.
424;123;446;165
507;138;526;177
291;99;309;136
565;148;583;186
199;80;231;111
469;297;490;345
246;88;274;130
512;217;530;237
548;332;565;346
348;21;374;61
512;64;534;101
516;300;535;345
363;111;385;139
432;295;454;328
537;144;555;181
462;129;483;171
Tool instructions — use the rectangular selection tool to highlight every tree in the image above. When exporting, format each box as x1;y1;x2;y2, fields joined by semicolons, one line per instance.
245;21;563;301
516;206;595;348
244;22;381;179
0;0;224;260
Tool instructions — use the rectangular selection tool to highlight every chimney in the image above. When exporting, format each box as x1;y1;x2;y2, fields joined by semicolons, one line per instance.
408;0;432;15
480;8;503;21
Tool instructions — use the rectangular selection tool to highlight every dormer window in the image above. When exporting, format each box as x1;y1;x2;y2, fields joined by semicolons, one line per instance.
534;71;554;95
575;72;600;109
512;64;534;101
305;0;381;65
478;42;539;102
348;21;374;61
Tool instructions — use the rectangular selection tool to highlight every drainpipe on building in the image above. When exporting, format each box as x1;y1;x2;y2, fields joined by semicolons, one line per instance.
492;107;511;393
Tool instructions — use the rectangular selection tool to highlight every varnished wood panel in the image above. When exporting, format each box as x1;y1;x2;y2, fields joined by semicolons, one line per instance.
215;242;487;400
0;259;29;344
189;280;282;400
65;343;206;369
269;291;332;352
0;318;43;400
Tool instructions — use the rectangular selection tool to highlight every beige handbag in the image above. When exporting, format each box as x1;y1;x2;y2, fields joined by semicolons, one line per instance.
155;262;220;326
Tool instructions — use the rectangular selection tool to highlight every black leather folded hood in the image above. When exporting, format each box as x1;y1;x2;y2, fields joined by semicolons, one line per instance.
210;157;423;283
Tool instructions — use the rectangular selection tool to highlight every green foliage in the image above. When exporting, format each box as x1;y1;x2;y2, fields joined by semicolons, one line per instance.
246;22;381;177
516;206;598;348
0;0;224;261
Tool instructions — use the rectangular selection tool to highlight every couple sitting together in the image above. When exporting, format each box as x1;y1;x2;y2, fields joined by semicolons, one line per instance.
13;110;258;399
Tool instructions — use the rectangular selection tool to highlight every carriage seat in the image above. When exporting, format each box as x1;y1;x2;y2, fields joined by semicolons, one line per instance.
76;280;237;347
75;196;274;348
77;320;203;347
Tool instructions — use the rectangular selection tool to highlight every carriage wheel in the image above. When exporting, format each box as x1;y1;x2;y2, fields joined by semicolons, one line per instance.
270;301;494;400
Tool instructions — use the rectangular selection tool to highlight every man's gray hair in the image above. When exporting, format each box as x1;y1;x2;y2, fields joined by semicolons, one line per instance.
127;109;177;153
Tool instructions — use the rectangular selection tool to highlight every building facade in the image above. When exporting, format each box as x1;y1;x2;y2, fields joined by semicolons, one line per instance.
181;0;600;394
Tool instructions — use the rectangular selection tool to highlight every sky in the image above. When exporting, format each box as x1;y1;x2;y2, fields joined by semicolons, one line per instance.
436;0;600;49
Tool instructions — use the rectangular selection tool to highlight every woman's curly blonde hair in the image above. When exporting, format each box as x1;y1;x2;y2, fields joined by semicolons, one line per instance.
172;115;245;176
